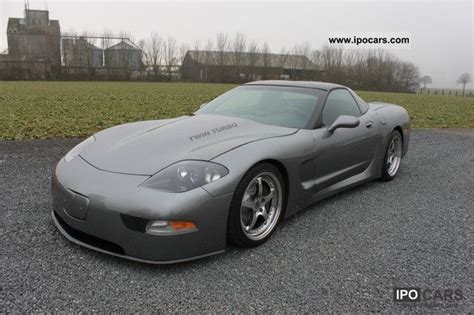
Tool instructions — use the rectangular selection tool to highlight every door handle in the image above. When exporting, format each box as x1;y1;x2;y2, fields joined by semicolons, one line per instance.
366;121;373;128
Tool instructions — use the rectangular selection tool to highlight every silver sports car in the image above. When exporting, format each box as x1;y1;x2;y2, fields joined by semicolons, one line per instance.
51;80;410;264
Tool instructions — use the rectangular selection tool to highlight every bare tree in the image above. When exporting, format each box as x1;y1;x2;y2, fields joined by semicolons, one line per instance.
216;32;229;82
65;30;89;69
309;49;322;69
203;39;214;82
419;75;432;90
342;49;358;86
138;39;148;66
147;32;163;80
78;31;98;78
216;32;229;51
247;41;259;80
394;60;420;92
277;48;289;76
288;45;300;77
62;28;76;67
205;39;214;57
117;31;134;80
353;50;368;89
101;29;113;51
261;42;270;80
177;43;190;81
78;31;89;68
163;35;177;80
87;33;98;64
102;28;113;79
319;45;344;83
383;50;399;90
64;31;79;68
231;32;247;80
193;40;201;63
179;43;190;65
137;39;147;78
119;30;131;41
291;42;311;79
191;40;202;81
457;72;472;96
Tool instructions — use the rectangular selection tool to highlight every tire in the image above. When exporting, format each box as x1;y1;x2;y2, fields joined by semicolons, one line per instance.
227;163;285;247
380;130;403;181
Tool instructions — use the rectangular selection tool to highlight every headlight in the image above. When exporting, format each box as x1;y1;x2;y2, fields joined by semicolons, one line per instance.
140;160;229;193
64;136;95;163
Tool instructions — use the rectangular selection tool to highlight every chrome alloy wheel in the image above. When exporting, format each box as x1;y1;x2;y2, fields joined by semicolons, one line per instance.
240;172;283;241
386;135;402;177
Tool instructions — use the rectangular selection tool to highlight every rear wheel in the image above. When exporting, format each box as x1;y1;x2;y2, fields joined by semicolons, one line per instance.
227;163;285;247
381;130;403;181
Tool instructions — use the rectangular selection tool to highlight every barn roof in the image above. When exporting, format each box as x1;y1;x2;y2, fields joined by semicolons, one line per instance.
106;40;141;51
186;50;319;70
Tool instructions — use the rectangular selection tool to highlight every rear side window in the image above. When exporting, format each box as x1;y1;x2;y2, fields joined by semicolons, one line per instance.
350;90;369;113
322;89;361;126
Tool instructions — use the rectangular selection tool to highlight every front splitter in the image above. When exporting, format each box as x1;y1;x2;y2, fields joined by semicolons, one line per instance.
51;210;225;265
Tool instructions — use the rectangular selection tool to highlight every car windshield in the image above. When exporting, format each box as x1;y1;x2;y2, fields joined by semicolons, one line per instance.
196;85;322;128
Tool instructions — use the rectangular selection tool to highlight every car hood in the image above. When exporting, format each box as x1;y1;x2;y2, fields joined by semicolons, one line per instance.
80;114;297;175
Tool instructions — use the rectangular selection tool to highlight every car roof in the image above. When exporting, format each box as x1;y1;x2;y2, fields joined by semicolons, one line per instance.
244;80;347;91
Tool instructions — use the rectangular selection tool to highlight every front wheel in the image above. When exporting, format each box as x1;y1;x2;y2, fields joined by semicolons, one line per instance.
381;130;403;181
227;163;285;247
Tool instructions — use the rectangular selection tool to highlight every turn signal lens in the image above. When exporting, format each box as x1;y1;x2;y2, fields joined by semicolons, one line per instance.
146;220;197;235
170;221;196;230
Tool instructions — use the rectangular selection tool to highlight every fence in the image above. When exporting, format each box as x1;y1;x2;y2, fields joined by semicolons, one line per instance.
416;88;473;97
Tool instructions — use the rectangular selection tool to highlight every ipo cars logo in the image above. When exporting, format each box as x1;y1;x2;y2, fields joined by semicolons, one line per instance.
393;288;464;303
394;288;421;302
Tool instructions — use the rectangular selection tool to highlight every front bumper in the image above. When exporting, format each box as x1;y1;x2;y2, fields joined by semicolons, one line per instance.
51;156;233;264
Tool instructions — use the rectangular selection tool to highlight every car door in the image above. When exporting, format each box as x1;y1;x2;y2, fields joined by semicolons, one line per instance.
310;88;378;192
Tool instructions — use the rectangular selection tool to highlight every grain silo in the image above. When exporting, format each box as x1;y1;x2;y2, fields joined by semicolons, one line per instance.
105;40;142;71
62;37;103;68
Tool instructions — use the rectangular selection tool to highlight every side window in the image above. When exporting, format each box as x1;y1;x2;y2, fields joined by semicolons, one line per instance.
322;89;361;126
350;89;369;113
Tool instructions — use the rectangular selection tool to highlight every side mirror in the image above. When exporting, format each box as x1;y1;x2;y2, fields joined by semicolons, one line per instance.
199;103;207;109
327;115;360;133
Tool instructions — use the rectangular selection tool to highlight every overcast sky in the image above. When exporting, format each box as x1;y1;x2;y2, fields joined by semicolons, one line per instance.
1;0;472;88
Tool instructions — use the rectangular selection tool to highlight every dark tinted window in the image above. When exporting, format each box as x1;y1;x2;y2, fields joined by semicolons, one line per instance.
322;89;361;126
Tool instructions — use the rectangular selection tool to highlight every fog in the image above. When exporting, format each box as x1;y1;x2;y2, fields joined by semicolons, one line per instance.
1;0;472;88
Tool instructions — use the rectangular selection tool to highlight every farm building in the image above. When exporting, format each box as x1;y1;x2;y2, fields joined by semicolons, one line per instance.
2;7;146;80
1;8;61;79
105;41;142;71
6;9;61;66
181;50;321;83
62;38;103;67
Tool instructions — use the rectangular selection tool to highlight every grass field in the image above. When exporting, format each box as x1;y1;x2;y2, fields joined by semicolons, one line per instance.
1;81;473;139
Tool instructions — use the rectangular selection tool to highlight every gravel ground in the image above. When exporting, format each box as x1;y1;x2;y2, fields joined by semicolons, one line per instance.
1;130;473;312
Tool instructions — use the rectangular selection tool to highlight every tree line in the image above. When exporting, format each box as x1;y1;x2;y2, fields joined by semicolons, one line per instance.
132;32;423;92
45;29;474;93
